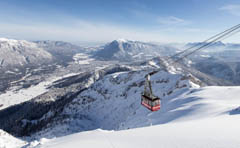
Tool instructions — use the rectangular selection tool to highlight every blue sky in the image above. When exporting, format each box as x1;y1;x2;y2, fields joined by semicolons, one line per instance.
0;0;240;44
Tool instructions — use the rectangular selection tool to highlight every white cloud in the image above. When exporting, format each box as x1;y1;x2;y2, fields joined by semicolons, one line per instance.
0;21;171;43
0;18;215;44
157;16;189;25
220;4;240;16
131;9;190;26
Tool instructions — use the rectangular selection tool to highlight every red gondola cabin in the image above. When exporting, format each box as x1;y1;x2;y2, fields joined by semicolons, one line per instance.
141;94;161;111
141;74;161;111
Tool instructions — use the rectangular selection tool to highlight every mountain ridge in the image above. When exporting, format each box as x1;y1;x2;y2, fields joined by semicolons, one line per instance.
93;39;178;61
0;38;53;69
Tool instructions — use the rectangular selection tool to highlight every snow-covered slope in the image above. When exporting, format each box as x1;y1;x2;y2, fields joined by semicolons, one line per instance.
0;38;52;68
0;129;27;148
30;65;202;138
94;39;177;61
38;86;240;148
67;70;200;129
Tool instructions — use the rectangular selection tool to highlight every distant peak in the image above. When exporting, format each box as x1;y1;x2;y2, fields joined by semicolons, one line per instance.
111;39;139;44
0;38;14;42
115;38;128;42
0;38;34;47
0;38;20;45
0;38;27;43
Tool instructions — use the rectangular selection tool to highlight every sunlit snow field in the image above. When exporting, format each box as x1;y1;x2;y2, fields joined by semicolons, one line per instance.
31;86;240;148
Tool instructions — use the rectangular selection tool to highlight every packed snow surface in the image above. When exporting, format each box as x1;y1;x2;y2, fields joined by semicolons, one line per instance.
38;117;240;148
37;86;240;148
0;130;27;148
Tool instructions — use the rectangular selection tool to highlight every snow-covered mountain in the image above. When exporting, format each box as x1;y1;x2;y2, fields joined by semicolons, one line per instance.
0;38;52;69
58;68;201;131
187;41;226;48
1;62;239;148
93;39;178;61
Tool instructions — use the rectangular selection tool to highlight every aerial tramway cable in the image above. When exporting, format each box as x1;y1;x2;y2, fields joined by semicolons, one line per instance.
141;24;240;111
167;23;240;63
172;24;240;64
